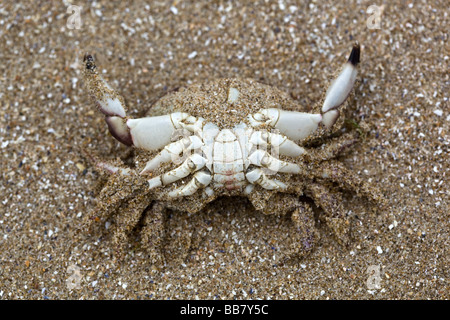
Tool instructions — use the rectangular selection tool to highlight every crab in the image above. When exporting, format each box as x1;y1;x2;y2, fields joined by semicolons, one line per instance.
82;43;383;264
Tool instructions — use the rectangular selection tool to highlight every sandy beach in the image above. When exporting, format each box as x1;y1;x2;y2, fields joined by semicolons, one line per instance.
0;1;448;299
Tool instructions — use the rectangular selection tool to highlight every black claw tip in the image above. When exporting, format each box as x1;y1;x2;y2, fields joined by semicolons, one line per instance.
84;53;96;71
348;42;360;66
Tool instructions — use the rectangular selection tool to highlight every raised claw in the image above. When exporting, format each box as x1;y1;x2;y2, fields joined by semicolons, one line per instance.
105;116;133;146
322;42;360;114
147;153;207;189
248;149;301;173
83;54;202;151
167;171;212;198
248;43;360;135
140;135;203;174
245;168;287;190
249;131;306;157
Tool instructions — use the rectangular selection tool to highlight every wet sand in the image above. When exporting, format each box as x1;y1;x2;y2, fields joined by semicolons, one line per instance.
0;1;448;299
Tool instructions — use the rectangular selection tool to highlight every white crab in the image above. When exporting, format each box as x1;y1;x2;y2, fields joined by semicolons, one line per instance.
83;43;381;262
85;45;359;198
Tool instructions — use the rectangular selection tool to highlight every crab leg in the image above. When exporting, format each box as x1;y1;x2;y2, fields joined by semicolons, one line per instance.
267;132;306;157
140;135;203;174
245;168;287;190
95;162;131;175
83;54;202;151
248;149;301;173
82;149;132;176
147;153;207;189
85;176;134;227
322;42;360;113
167;171;212;198
140;201;166;264
320;42;360;128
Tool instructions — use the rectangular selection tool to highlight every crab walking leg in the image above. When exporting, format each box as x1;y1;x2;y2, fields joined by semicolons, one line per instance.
245;168;287;190
256;193;316;262
248;108;322;141
248;149;301;173
85;172;149;231
305;182;350;245
268;132;306;157
168;171;212;198
110;194;153;255
307;183;345;218
243;184;255;195
140;135;203;174
315;161;385;204
82;149;132;176
321;43;360;128
287;200;317;258
249;131;306;157
247;43;360;133
140;201;166;264
82;151;141;227
96;161;132;175
83;54;203;150
147;153;207;189
302;133;358;162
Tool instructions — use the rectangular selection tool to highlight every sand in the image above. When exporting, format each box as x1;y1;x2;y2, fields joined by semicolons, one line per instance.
0;1;448;299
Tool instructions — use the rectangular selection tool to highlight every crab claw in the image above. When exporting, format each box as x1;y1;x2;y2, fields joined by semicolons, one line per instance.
248;43;360;139
83;54;133;145
321;42;360;127
83;54;202;151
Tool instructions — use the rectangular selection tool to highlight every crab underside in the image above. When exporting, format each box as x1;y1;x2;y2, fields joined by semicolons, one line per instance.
82;43;384;264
